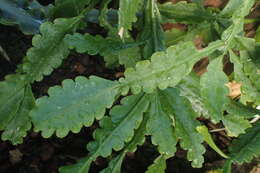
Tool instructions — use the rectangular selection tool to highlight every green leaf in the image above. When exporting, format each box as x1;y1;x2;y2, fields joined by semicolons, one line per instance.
65;33;141;68
100;153;125;173
140;0;165;58
145;155;167;173
1;85;35;145
226;100;260;118
229;50;260;105
30;76;119;138
177;73;210;118
118;0;142;38
255;26;260;43
0;75;25;131
161;88;205;168
159;1;213;24
200;57;229;123
53;0;90;18
98;114;150;173
19;16;82;82
147;92;177;157
67;94;149;173
228;123;260;164
222;115;252;137
221;0;255;48
196;125;228;158
119;40;224;95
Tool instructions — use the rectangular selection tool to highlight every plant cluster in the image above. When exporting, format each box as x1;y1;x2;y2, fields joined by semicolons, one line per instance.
0;0;260;172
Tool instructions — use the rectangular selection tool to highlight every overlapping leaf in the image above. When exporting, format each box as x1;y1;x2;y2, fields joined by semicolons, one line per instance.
228;123;260;164
52;0;90;18
140;0;165;58
118;0;141;37
119;40;224;95
65;33;141;68
18;16;82;82
147;92;177;157
159;1;214;24
30;76;119;138
160;88;205;168
200;57;229;123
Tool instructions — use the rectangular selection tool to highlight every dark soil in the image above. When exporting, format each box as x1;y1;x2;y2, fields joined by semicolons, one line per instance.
0;0;259;173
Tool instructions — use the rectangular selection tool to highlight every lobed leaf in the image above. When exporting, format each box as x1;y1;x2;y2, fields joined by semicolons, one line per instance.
1;85;35;145
145;155;167;173
118;0;142;37
140;0;165;58
161;88;205;168
19;16;82;82
147;92;177;157
119;40;224;95
66;94;150;173
30;76;119;138
65;33;141;68
222;114;252;137
228;123;260;164
200;57;229;123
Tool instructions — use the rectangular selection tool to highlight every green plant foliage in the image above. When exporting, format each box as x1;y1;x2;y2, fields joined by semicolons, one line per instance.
161;88;205;167
158;1;214;24
223;123;260;173
140;0;165;58
0;75;35;144
52;0;90;18
197;125;228;158
119;40;223;95
30;76;120;138
200;57;229;123
18;16;83;82
118;0;142;38
1;0;260;172
147;92;177;157
65;33;141;68
145;155;167;173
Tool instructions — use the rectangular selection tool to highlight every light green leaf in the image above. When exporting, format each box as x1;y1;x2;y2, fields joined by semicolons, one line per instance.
119;40;224;95
222;115;252;137
159;1;213;24
145;155;167;173
1;85;35;145
161;88;205;168
30;76;119;138
147;92;177;157
200;57;229;123
19;16;82;82
118;0;141;37
196;125;228;158
228;123;260;164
